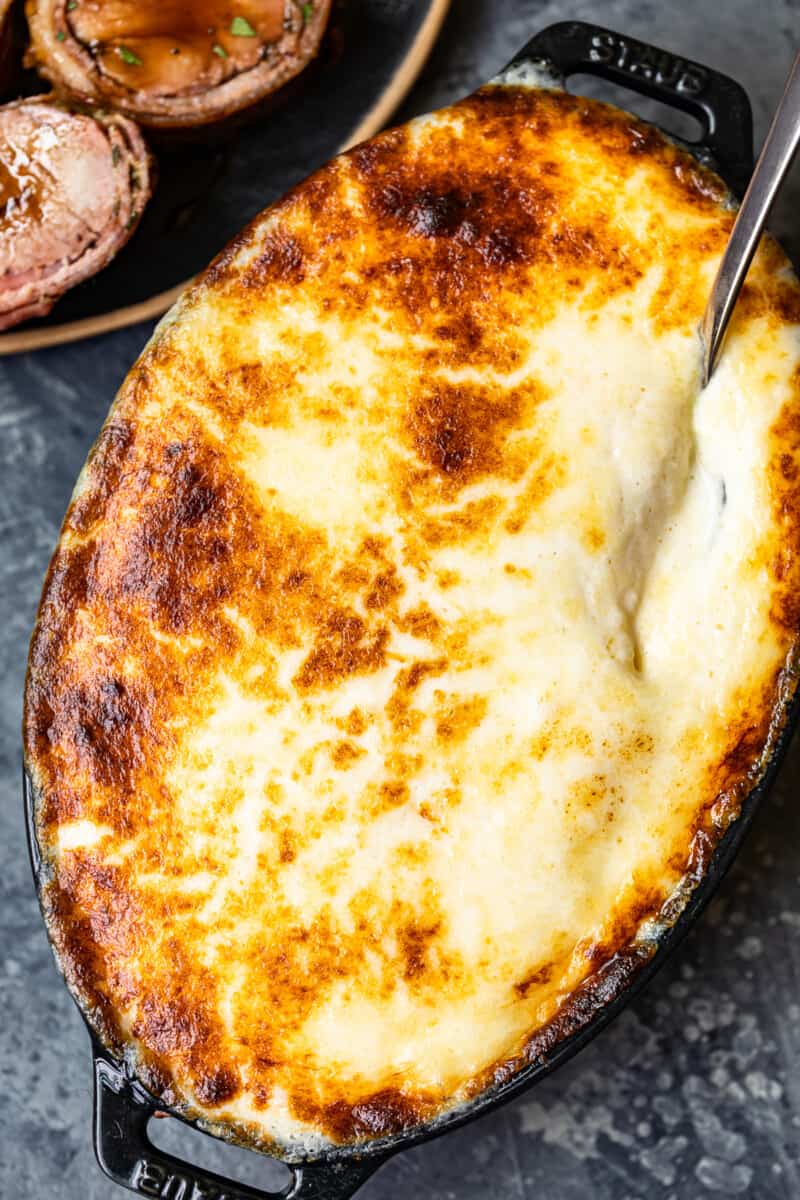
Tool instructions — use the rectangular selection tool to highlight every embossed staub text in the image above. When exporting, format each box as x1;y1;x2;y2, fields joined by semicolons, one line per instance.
132;1157;241;1200
589;31;708;96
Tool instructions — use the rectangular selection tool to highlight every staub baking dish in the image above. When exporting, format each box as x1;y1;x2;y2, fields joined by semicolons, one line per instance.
23;19;800;1200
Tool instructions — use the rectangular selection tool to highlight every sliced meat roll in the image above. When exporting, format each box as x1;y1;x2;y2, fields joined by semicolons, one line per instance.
0;96;152;330
25;1;332;129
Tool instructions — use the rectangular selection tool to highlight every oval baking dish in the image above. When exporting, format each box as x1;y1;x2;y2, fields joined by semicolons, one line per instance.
23;19;800;1200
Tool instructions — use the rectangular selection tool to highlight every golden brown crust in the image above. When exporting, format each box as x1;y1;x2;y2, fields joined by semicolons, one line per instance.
24;84;800;1150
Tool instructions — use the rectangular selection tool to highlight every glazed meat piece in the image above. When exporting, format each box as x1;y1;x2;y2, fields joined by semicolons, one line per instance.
0;97;152;330
25;0;332;129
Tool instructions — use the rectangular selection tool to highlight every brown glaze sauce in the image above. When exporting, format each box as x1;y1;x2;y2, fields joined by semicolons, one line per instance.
0;155;42;226
0;109;65;263
68;0;287;94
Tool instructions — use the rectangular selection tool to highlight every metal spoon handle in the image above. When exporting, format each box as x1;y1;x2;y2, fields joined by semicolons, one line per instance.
701;51;800;385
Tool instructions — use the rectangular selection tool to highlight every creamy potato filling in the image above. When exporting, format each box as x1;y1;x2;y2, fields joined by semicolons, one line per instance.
25;83;800;1150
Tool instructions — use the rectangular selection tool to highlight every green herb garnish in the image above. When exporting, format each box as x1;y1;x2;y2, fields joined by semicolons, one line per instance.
229;15;256;36
55;29;66;40
67;1;78;9
212;42;228;58
301;2;313;22
118;44;143;65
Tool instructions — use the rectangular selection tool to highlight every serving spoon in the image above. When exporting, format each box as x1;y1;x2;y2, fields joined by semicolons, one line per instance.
701;51;800;386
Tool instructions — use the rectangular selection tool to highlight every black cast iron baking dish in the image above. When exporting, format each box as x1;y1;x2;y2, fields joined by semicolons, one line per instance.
23;19;797;1200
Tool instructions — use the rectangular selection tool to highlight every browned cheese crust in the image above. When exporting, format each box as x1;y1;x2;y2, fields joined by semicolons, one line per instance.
24;85;800;1152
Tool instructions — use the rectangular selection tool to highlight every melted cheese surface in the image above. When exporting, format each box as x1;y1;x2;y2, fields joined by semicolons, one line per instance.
25;84;800;1152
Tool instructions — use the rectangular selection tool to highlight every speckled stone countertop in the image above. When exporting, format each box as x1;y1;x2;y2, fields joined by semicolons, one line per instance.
1;2;798;1198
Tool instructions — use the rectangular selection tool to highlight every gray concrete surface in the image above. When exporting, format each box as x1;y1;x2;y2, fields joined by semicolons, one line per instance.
1;2;799;1197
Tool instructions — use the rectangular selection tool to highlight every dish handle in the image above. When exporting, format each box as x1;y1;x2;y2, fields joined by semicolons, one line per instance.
498;20;754;196
93;1048;385;1200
